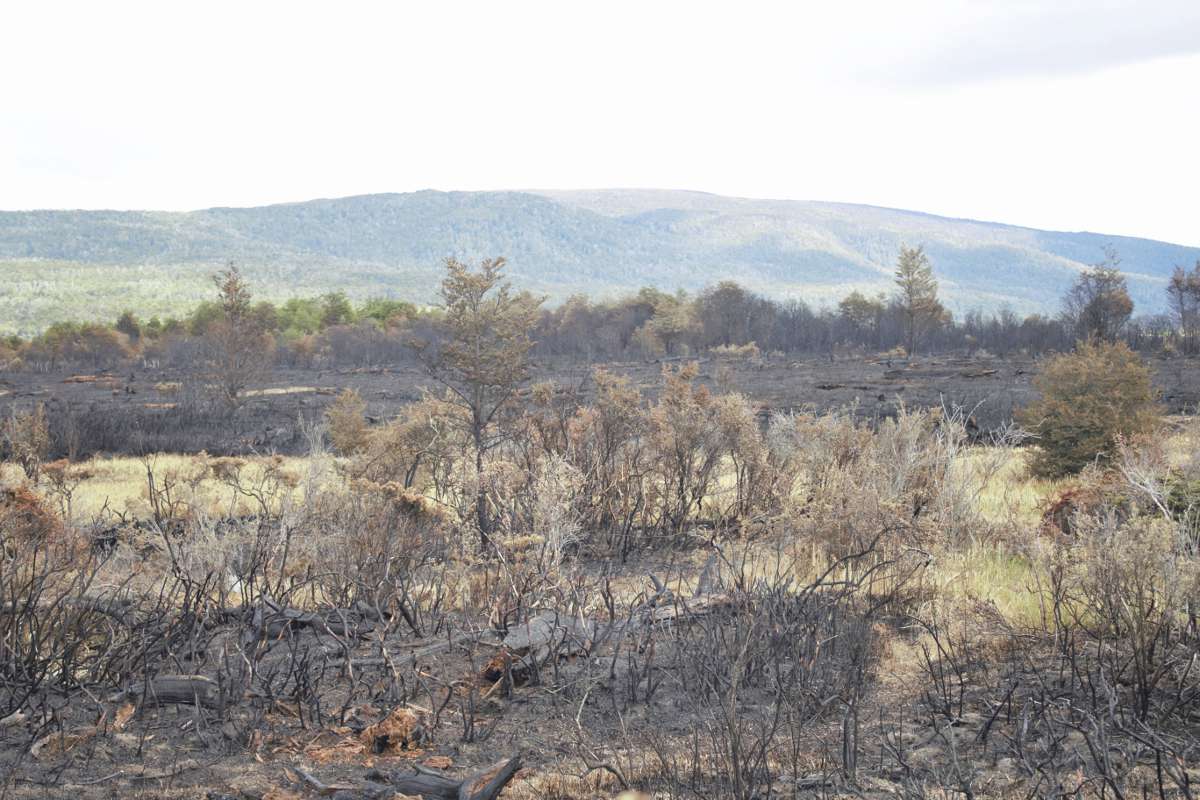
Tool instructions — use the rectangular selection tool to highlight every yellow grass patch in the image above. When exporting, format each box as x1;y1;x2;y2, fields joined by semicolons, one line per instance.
932;539;1043;627
958;447;1063;526
16;453;317;520
244;386;332;397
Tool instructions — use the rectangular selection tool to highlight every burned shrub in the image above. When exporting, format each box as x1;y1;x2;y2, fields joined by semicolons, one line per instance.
325;388;371;456
1;403;50;481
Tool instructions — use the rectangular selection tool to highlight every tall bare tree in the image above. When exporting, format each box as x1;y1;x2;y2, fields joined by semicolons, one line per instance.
1061;246;1133;343
1166;260;1200;353
893;246;946;356
415;257;542;548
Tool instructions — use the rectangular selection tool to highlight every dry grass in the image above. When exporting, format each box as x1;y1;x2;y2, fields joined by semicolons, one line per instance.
1163;414;1200;466
0;442;1059;621
2;453;316;520
243;385;329;397
932;538;1043;626
958;446;1063;527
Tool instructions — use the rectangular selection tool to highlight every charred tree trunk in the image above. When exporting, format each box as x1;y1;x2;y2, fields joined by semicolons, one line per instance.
370;755;521;800
113;675;225;709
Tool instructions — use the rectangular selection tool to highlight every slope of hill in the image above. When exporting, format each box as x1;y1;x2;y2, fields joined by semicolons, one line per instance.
1;189;1196;335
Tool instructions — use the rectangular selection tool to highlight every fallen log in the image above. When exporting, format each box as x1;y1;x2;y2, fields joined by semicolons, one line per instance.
289;765;357;796
645;590;734;624
67;595;138;623
485;580;734;682
128;758;203;783
496;573;677;663
0;710;27;728
483;612;599;683
60;758;202;787
368;755;521;800
111;675;225;709
331;631;504;670
243;598;375;645
501;613;597;655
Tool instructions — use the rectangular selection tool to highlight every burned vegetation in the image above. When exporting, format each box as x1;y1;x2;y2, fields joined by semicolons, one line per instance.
2;257;1200;799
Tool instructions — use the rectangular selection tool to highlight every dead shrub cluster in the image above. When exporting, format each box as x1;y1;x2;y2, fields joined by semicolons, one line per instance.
326;363;1008;572
885;435;1200;797
3;357;1200;798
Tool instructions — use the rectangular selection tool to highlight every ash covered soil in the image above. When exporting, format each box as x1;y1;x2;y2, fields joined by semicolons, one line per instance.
8;351;1195;457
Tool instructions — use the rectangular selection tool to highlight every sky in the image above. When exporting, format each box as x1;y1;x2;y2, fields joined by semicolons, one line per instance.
2;0;1198;246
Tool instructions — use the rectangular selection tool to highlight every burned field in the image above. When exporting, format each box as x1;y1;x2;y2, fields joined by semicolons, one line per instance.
2;350;1200;799
0;351;1144;458
0;539;891;800
6;351;1199;462
4;1;1198;793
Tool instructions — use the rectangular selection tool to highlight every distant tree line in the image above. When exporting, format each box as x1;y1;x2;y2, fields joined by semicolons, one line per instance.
1;249;1196;374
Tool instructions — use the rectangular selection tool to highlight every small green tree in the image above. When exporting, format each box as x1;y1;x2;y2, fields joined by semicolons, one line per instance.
414;257;542;548
1018;340;1159;477
838;291;884;329
838;290;886;345
204;263;274;407
320;291;355;328
637;288;696;355
893;245;946;355
115;310;141;344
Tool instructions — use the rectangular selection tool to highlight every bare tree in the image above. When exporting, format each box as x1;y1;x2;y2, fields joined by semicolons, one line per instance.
1061;246;1133;343
1166;260;1200;352
414;257;542;548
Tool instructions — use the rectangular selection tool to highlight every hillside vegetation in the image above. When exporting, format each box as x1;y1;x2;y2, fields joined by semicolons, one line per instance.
2;189;1197;335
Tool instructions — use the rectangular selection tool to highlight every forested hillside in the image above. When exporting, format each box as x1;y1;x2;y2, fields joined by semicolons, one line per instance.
1;189;1196;335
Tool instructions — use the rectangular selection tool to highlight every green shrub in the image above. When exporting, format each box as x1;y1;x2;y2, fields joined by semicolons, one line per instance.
1018;341;1159;478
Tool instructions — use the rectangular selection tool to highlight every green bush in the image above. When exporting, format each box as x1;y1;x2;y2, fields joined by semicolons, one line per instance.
1018;341;1159;478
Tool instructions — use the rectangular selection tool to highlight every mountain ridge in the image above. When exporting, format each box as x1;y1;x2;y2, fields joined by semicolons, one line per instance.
1;189;1197;336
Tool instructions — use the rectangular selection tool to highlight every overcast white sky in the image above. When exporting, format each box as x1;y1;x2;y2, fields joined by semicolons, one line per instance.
2;1;1198;245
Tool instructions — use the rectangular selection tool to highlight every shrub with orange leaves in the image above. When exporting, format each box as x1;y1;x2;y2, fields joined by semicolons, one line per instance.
0;484;63;550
